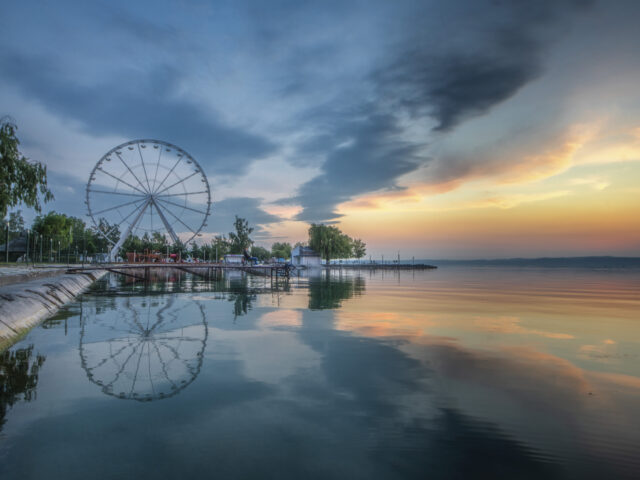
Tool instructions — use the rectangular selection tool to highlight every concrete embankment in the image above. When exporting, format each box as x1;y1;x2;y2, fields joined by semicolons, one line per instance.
0;271;107;350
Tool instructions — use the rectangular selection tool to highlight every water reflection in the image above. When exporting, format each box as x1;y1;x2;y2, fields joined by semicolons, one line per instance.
0;346;45;430
1;268;638;479
79;295;208;401
307;270;365;309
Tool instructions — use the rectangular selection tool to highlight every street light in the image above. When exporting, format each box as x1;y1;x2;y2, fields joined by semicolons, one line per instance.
50;238;53;264
4;221;9;263
39;234;43;263
26;229;30;264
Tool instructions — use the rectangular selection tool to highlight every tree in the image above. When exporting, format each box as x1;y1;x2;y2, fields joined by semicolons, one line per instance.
32;211;74;249
8;210;24;233
250;245;270;261
190;241;202;260
210;235;230;261
271;242;292;260
0;118;53;219
228;216;254;254
352;238;366;260
308;224;354;262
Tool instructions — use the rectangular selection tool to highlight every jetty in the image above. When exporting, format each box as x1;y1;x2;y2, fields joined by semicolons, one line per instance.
324;263;437;270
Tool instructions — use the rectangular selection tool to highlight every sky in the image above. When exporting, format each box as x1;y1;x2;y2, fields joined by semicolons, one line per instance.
1;0;640;259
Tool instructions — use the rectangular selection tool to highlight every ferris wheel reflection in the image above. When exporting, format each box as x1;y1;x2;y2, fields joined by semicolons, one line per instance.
79;295;208;402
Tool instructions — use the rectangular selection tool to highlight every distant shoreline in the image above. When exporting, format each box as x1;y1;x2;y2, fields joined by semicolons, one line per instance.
420;256;640;268
331;257;640;268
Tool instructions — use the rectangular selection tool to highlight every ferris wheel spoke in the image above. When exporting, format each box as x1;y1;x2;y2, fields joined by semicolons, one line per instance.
149;202;154;233
154;200;199;235
157;197;208;215
92;197;147;216
152;145;163;192
153;157;182;194
97;167;147;194
104;341;143;388
155;171;199;196
148;343;156;395
115;152;150;193
129;339;146;395
152;342;179;389
137;143;153;192
150;198;179;243
156;190;209;197
88;189;146;197
105;200;148;239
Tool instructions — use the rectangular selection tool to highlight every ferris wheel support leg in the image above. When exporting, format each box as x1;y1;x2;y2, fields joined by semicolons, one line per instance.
152;198;179;244
109;199;150;262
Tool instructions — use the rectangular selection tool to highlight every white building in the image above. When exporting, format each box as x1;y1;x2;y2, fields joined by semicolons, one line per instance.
291;246;322;267
224;254;244;264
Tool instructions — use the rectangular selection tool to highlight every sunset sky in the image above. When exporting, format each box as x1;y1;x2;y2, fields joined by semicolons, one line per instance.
1;0;639;258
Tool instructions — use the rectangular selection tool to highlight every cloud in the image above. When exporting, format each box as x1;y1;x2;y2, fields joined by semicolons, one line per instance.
276;0;593;222
287;111;425;222
207;197;283;236
0;50;275;174
373;0;592;131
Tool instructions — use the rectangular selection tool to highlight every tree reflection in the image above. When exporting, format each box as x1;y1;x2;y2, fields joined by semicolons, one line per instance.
0;346;46;430
308;272;366;310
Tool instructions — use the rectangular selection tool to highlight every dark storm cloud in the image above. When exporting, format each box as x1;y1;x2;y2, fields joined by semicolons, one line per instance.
0;51;274;174
281;0;593;222
378;48;541;132
374;0;592;131
284;110;423;222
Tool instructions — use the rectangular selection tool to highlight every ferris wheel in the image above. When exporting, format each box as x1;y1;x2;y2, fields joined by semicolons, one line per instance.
85;139;211;258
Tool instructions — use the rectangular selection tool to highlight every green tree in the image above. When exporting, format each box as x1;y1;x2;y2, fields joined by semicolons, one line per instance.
32;211;73;249
0;119;53;219
228;216;254;254
271;242;292;260
119;235;143;259
250;245;270;261
210;235;230;261
308;224;354;262
352;238;366;260
8;210;24;233
151;232;168;252
190;241;202;259
171;239;189;259
95;218;120;248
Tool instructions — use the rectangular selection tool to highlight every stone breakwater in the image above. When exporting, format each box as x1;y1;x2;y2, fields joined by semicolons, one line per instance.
0;271;107;350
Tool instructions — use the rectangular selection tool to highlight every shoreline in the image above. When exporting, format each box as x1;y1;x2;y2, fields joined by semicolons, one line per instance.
0;270;107;351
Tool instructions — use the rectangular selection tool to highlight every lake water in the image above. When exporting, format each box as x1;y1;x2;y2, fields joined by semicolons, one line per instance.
1;267;639;479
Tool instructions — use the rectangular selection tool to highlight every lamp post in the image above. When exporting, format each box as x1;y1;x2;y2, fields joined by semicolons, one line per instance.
67;226;71;266
26;229;30;264
57;240;60;264
4;221;9;263
39;235;43;263
49;238;53;263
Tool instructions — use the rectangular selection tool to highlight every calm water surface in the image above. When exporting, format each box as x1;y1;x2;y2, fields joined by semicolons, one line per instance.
1;267;639;479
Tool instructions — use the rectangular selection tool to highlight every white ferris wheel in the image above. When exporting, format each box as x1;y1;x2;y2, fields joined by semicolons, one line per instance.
85;140;211;259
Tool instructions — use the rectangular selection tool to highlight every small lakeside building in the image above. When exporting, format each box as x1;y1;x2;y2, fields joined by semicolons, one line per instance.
291;246;321;267
224;254;245;264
